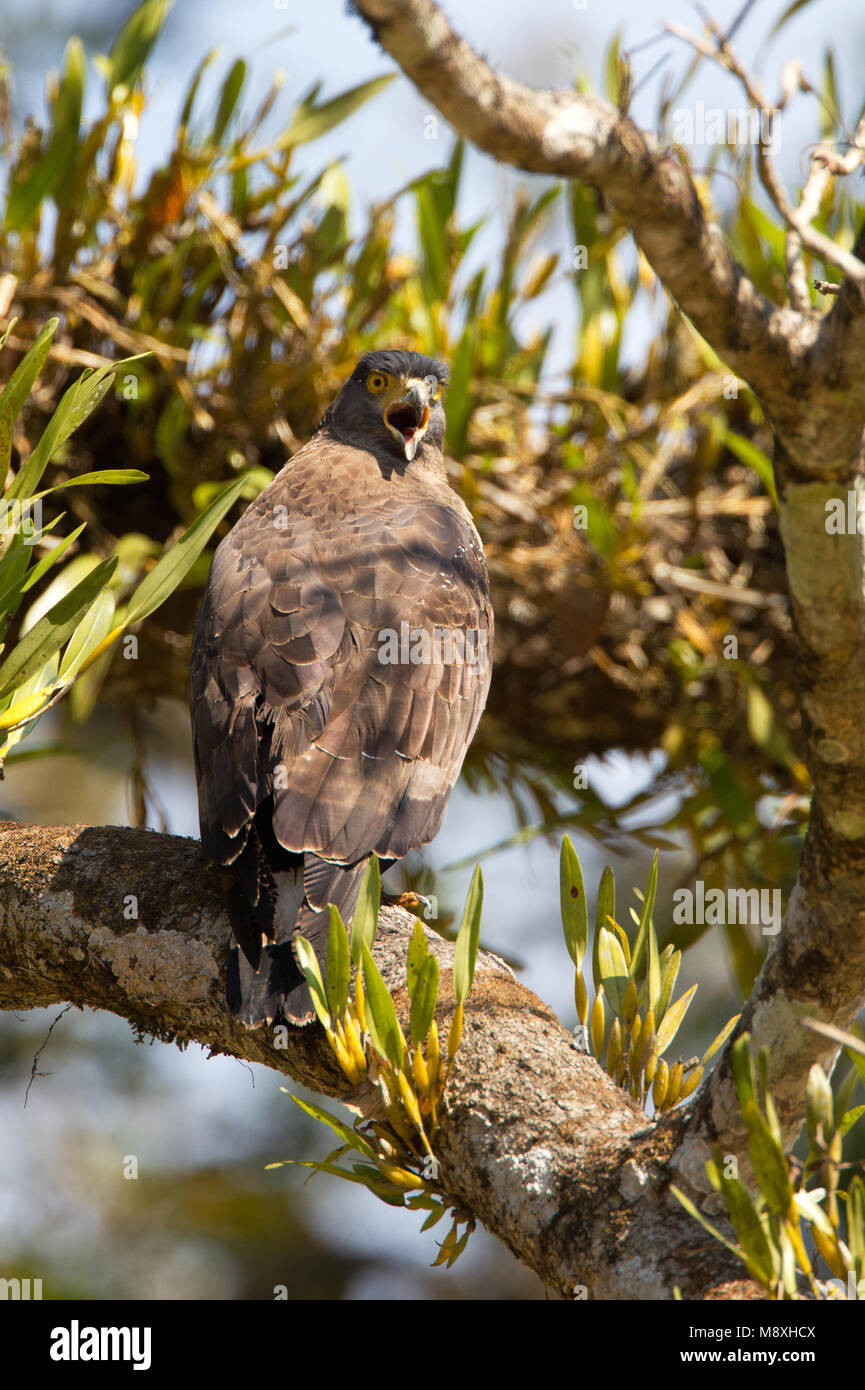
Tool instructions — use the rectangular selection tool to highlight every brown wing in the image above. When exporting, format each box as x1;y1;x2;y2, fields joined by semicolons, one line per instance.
189;436;492;889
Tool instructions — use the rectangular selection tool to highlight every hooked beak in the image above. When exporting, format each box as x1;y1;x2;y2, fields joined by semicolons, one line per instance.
384;379;430;461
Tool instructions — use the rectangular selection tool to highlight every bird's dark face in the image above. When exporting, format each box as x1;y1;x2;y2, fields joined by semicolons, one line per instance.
327;350;448;462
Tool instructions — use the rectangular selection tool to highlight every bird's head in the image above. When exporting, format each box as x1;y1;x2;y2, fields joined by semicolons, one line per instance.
325;350;449;462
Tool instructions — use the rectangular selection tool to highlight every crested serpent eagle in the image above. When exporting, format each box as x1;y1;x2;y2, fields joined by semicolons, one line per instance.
189;350;493;1027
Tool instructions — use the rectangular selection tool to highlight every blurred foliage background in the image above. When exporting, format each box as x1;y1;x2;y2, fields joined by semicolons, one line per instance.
0;0;863;1299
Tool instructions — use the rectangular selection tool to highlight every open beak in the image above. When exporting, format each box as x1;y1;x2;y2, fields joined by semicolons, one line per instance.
384;379;430;461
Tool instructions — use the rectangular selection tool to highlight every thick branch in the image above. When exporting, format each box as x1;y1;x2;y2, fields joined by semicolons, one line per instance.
0;819;751;1300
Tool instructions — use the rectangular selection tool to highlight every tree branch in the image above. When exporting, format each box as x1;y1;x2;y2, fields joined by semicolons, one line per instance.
0;819;755;1299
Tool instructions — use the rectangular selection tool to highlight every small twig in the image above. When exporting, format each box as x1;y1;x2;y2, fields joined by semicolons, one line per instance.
24;1003;73;1108
814;279;841;296
665;21;865;292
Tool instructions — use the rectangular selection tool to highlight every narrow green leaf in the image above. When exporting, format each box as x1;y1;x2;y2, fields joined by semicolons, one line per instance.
407;919;429;997
720;427;778;506
108;0;174;93
731;1033;756;1112
597;924;629;1015
742;1097;793;1216
409;954;439;1046
647;920;661;1016
560;834;588;969
293;933;330;1028
58;587;115;681
279;74;395;148
453;864;483;1005
350;854;380;965
769;0;818;39
19;523;87;594
287;1094;375;1159
211;58;246;144
178;48;219;137
325;905;351;1019
34;469;149;498
670;1185;742;1260
718;1170;776;1287
840;1104;865;1137
701;1013;741;1066
846;1176;865;1272
593;863;615;990
655;983;697;1056
124;475;246;624
630;850;658;978
0;320;58;472
656;944;681;1020
361;943;404;1069
9;366;120;500
0;557;117;698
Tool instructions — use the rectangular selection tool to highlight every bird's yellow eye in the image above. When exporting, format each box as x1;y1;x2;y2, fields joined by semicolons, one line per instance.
367;372;388;394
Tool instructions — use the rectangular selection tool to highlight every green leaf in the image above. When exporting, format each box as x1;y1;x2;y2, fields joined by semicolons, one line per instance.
806;1062;834;1139
5;39;85;229
597;924;629;1015
0;557;117;698
19;523;87;594
407;919;429;997
840;1104;865;1137
0;320;58;472
701;1013;741;1066
731;1033;756;1112
325;905;351;1019
34;469;149;498
647;920;661;1016
717;1166;776;1287
742;1097;793;1217
58;588;115;681
769;0;818;38
593;864;615;990
409;954;439;1047
0;533;32;622
124;475;246;625
211;58;246;143
719;427;778;507
670;1185;742;1260
287;1094;375;1159
453;864;483;1005
655;983;697;1056
846;1176;865;1273
279;74;395;149
361;944;404;1069
293;934;330;1029
560;834;588;969
108;0;173;94
178;48;219;137
8;360;143;501
350;854;380;965
655;944;681;1020
630;850;658;978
